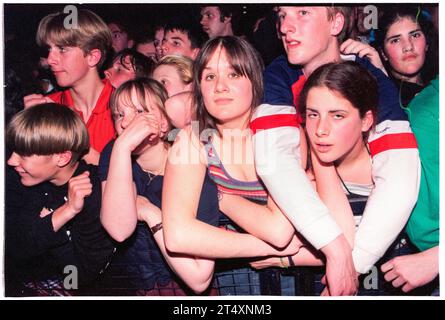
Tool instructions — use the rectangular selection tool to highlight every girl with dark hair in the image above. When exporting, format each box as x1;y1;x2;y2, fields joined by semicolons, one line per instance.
253;61;422;295
375;6;438;106
162;36;300;295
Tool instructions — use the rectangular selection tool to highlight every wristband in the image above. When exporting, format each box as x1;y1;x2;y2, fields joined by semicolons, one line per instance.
288;255;295;267
150;222;163;235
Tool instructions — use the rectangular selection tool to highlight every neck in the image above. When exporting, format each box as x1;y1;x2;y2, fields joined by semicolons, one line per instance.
223;25;234;36
335;139;369;172
136;142;169;176
70;70;104;117
216;112;251;135
303;41;342;77
51;162;80;186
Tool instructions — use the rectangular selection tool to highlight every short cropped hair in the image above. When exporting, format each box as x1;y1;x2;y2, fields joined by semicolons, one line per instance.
36;9;112;69
164;16;208;50
155;54;194;85
6;103;90;164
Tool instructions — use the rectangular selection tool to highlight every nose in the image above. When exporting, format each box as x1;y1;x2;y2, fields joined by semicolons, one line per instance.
279;16;294;36
200;16;205;26
120;112;135;130
402;38;414;53
316;118;330;137
215;76;229;93
7;152;20;167
47;50;58;66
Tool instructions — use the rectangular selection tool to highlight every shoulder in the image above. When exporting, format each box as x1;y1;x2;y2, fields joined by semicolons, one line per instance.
264;55;302;79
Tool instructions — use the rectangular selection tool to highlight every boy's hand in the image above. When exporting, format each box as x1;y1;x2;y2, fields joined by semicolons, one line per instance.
340;39;388;76
381;246;439;292
66;171;93;215
24;94;55;109
116;113;162;152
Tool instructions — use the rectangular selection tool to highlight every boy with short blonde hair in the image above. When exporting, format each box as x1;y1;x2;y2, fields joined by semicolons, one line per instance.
24;9;115;164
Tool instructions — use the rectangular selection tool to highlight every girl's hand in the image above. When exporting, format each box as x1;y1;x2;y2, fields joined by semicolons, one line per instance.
136;195;161;224
116;112;162;152
340;39;388;76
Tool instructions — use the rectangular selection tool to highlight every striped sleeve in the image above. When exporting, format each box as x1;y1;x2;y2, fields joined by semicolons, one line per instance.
352;62;421;273
251;104;342;249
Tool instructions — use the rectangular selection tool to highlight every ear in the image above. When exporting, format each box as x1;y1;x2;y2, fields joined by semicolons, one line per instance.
55;151;73;167
159;115;171;138
361;110;374;132
86;48;102;68
223;15;232;25
128;39;135;49
330;12;345;37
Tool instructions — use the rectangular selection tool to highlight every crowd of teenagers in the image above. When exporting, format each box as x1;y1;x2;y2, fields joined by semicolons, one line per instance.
4;4;439;297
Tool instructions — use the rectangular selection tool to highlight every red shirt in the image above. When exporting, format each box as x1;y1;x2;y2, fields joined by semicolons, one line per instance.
48;80;116;153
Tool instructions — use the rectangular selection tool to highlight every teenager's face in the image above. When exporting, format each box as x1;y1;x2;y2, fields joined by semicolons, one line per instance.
7;152;59;186
383;17;427;80
109;23;132;53
46;42;91;88
200;6;226;38
278;7;336;66
305;86;372;164
200;47;253;127
154;28;165;61
161;30;198;59
104;55;136;88
136;41;156;61
153;64;189;97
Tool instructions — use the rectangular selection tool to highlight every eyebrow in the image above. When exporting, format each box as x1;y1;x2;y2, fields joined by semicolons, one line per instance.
306;107;348;113
386;28;422;41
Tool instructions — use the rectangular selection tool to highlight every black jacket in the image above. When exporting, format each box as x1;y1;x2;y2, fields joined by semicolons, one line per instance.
5;160;115;293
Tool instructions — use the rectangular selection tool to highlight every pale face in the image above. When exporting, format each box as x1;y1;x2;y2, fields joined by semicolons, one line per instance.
46;42;91;88
109;23;132;53
278;7;337;67
161;30;198;59
305;87;372;164
136;41;156;61
7;152;60;186
200;6;226;38
153;64;189;97
154;28;165;61
104;55;136;88
383;17;427;81
200;47;253;127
